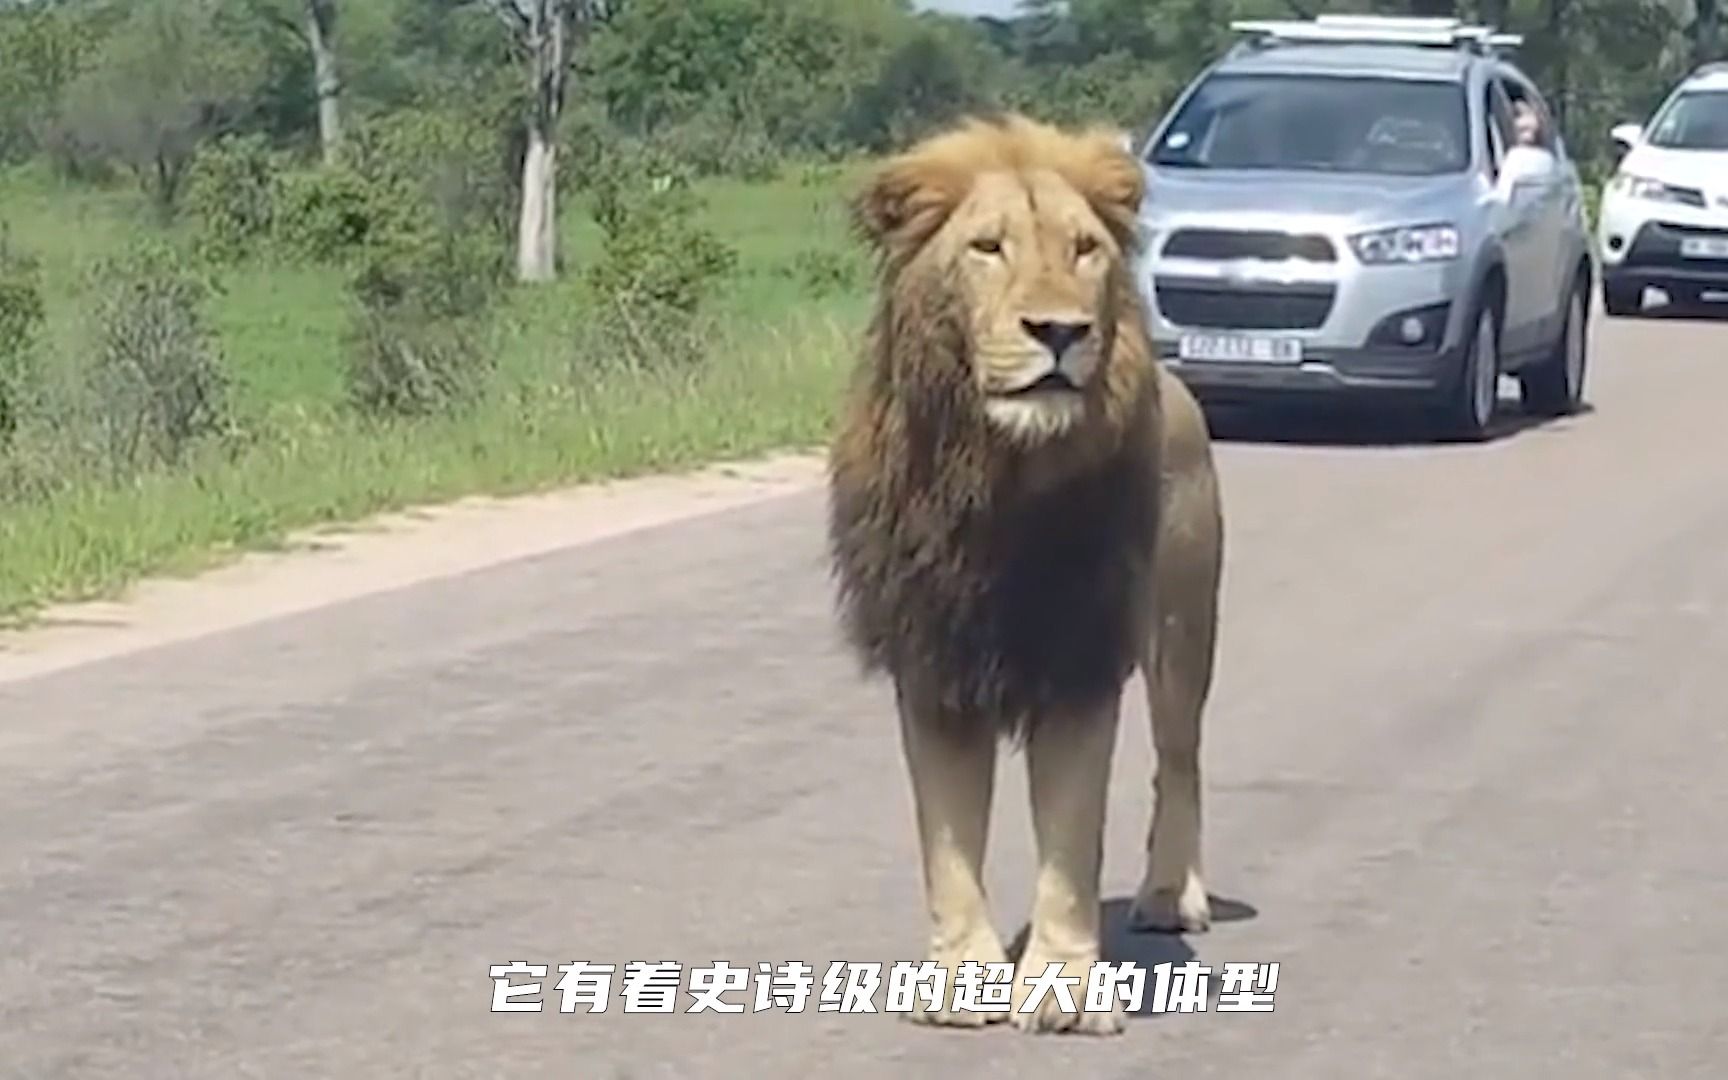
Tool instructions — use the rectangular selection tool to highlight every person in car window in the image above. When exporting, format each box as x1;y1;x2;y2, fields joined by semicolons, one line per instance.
1512;99;1546;148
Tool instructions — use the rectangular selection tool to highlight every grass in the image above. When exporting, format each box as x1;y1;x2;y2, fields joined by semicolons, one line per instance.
0;159;873;624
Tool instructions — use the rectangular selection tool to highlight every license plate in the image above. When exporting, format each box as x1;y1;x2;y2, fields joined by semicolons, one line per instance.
1177;333;1303;364
1679;236;1728;260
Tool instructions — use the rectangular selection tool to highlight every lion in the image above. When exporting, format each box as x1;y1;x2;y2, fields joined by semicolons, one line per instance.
825;113;1224;1036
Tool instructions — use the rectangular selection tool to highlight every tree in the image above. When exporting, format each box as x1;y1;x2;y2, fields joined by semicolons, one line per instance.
477;0;612;283
306;1;344;163
239;0;345;162
56;0;265;220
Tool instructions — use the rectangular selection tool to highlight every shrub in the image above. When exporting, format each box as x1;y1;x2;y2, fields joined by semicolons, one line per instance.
183;133;285;265
344;105;516;245
642;106;784;182
273;164;410;264
343;305;489;419
781;248;863;299
581;155;738;372
83;241;231;474
0;226;46;446
586;151;736;312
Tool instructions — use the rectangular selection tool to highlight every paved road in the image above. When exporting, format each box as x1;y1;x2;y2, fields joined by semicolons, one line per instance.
4;306;1728;1078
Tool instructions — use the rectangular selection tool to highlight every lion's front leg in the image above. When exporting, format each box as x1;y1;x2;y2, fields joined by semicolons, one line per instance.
1011;698;1125;1036
895;688;1011;1028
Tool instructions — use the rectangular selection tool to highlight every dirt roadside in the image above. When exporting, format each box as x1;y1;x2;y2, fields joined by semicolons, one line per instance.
0;451;828;685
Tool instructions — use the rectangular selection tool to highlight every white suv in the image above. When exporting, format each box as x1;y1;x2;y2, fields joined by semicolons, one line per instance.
1597;62;1728;315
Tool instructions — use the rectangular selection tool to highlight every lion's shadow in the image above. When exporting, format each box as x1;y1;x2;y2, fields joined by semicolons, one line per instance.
1004;893;1259;1019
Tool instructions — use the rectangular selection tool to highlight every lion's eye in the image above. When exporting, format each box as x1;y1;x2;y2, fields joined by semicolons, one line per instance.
1076;234;1100;257
970;237;1003;255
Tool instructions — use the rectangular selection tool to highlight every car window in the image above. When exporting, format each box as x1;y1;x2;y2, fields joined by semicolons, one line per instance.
1499;72;1558;152
1150;73;1470;176
1647;90;1728;150
1482;79;1512;178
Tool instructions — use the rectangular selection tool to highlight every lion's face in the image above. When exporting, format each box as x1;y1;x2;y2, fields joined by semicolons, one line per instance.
852;116;1148;446
939;170;1121;440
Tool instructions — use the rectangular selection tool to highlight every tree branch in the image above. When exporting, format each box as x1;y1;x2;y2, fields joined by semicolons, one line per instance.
240;0;309;47
474;0;533;41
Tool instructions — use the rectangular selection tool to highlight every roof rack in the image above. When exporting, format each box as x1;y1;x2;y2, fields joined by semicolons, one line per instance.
1692;60;1728;78
1229;14;1523;55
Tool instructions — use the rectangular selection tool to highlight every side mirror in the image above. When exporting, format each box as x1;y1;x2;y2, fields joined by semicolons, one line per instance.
1610;123;1643;150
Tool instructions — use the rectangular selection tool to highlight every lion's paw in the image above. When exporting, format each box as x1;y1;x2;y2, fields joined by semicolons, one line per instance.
1128;873;1211;934
1008;954;1127;1036
899;934;1014;1030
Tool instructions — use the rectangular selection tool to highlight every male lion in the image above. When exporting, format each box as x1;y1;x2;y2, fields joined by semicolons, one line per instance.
826;114;1224;1036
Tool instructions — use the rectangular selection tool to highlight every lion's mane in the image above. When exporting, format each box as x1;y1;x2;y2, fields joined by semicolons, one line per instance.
826;115;1164;742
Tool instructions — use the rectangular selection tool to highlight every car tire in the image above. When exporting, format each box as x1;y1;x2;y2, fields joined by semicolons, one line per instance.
1518;275;1588;417
1602;279;1642;317
1435;295;1500;442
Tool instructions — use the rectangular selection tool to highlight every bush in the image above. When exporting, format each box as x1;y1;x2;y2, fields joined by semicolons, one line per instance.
274;164;409;264
325;106;516;420
344;104;516;244
0;226;46;446
83;242;231;473
641;103;784;181
343;305;489;419
581;154;738;371
780;248;863;299
586;152;736;313
183;133;286;265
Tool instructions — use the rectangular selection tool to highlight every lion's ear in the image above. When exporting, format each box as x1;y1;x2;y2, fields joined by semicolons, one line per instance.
851;156;965;257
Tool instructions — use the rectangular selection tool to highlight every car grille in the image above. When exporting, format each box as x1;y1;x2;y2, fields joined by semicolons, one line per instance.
1161;228;1337;263
1626;221;1728;270
1154;281;1335;330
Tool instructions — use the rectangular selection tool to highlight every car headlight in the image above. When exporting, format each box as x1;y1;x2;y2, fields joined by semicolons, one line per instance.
1350;224;1460;265
1608;173;1705;207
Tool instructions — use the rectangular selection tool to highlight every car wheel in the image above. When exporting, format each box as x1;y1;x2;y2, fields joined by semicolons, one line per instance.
1437;297;1500;442
1519;277;1588;417
1602;279;1642;317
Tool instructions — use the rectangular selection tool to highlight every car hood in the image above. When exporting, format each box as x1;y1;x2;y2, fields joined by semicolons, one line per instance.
1619;145;1728;205
1138;166;1476;234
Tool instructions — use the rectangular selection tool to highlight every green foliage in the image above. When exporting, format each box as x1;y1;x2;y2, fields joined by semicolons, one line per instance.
51;0;269;218
0;2;107;165
585;0;918;153
780;248;865;300
83;241;233;473
0;226;46;445
183;134;290;264
582;152;739;371
843;18;1005;152
273;165;402;264
331;103;514;417
342;303;490;419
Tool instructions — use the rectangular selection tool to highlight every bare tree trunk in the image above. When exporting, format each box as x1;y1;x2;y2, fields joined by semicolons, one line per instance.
305;0;342;165
517;125;558;282
481;1;578;283
516;1;572;283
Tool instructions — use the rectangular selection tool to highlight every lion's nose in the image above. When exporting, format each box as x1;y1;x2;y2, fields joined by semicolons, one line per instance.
1021;318;1093;360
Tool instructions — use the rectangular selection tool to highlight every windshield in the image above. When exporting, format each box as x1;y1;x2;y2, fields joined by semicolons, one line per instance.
1647;90;1728;150
1151;73;1470;176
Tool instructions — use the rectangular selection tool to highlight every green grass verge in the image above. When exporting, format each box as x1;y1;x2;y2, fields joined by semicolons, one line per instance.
0;160;870;625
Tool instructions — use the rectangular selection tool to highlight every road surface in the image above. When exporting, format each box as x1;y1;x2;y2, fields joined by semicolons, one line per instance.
3;305;1727;1078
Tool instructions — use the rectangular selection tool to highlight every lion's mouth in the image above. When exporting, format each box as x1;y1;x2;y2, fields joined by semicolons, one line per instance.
1000;371;1079;397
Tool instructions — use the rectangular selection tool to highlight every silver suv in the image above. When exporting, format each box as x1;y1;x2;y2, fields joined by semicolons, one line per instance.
1131;16;1595;439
